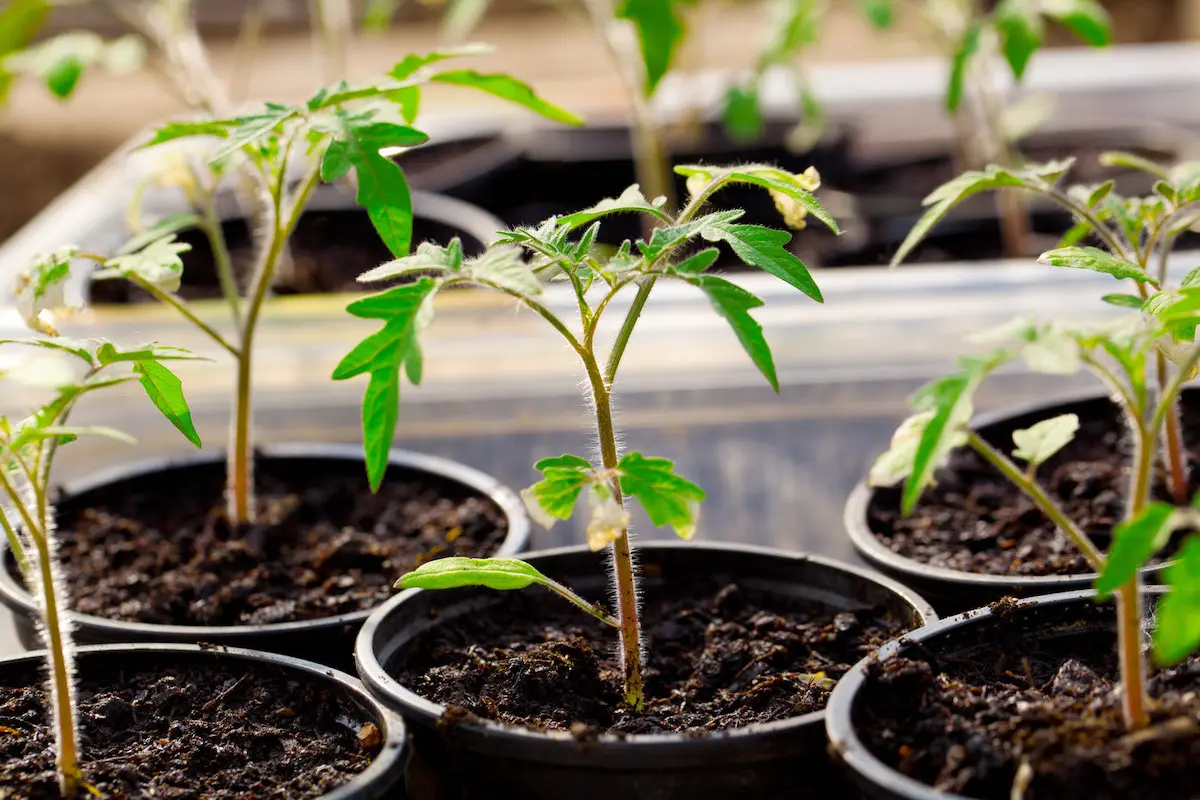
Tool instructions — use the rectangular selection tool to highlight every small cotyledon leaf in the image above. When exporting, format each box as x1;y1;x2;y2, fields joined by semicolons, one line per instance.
397;557;549;591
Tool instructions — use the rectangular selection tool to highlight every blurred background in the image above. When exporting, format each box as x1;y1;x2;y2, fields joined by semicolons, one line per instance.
2;0;1200;656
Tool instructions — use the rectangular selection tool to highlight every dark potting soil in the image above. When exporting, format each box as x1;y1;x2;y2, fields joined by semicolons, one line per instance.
0;655;380;798
8;458;508;626
868;398;1200;577
397;578;910;735
855;602;1200;799
87;208;482;304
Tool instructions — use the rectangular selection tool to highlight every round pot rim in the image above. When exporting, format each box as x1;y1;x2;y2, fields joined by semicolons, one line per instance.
824;585;1169;800
0;442;529;639
0;641;406;800
355;539;937;761
845;388;1168;590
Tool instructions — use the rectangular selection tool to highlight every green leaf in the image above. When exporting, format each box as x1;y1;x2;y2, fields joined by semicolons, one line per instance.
691;275;778;392
209;106;299;163
995;1;1043;80
557;185;671;229
398;556;553;591
0;0;51;105
707;223;823;302
1043;0;1111;47
617;452;706;538
119;213;203;257
140;121;233;149
902;357;998;514
1037;246;1157;285
868;411;966;488
859;0;893;28
32;425;135;445
1087;181;1115;207
1155;536;1200;665
1181;267;1200;289
352;147;413;258
640;210;743;263
431;71;583;126
1102;294;1145;309
387;44;494;81
468;247;541;296
43;53;83;98
614;0;685;95
99;236;191;293
95;342;206;365
522;454;593;527
892;167;1027;266
336;278;437;373
1096;502;1177;597
722;85;761;143
947;21;983;112
672;247;720;275
674;163;838;233
1098;150;1168;178
0;337;94;366
133;360;201;448
1011;413;1079;468
357;240;465;282
361;369;400;492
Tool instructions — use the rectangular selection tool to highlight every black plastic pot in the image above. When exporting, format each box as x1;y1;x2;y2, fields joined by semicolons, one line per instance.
825;586;1167;800
846;390;1179;614
355;541;937;800
0;642;407;798
0;443;528;670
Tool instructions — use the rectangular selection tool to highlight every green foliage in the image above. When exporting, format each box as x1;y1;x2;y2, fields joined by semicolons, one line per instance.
132;360;202;448
615;0;686;95
1156;536;1200;665
0;0;51;104
1037;247;1157;285
691;275;779;390
521;454;594;527
1095;502;1178;597
398;556;553;591
617;452;706;538
94;236;191;293
860;0;894;28
1011;413;1079;469
430;71;583;126
3;31;144;100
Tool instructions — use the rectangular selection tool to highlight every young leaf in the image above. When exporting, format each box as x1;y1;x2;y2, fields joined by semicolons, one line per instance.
335;278;437;374
431;71;583;126
468;248;541;296
722;85;761;143
357;240;465;282
689;275;779;391
995;1;1043;80
557;185;671;229
892;168;1026;266
1102;294;1145;309
946;21;983;112
1095;502;1177;597
1043;0;1111;47
617;452;706;538
0;337;94;366
868;411;968;488
1154;535;1200;665
118;213;203;257
614;0;685;95
340;123;414;258
1037;246;1157;285
1011;413;1079;468
859;0;893;28
674;164;838;233
140;121;234;150
387;44;494;81
672;248;720;275
99;236;191;293
706;223;823;302
397;556;553;591
361;369;400;492
902;357;1000;514
210;105;299;163
133;360;201;448
521;454;593;527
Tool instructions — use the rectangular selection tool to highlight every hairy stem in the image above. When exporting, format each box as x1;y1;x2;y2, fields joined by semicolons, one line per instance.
1157;350;1190;504
1117;428;1154;731
200;194;244;330
966;431;1105;570
582;352;644;709
227;165;322;524
0;508;27;576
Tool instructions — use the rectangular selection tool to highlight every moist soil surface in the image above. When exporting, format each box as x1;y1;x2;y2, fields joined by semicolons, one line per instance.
855;601;1200;800
8;457;507;626
868;397;1200;577
87;209;482;304
397;578;911;735
0;654;381;798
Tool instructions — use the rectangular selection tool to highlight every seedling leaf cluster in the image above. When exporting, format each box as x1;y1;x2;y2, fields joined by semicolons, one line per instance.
872;153;1200;732
367;164;837;709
